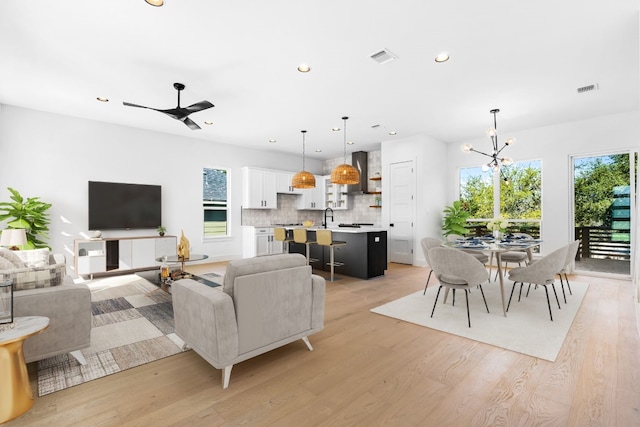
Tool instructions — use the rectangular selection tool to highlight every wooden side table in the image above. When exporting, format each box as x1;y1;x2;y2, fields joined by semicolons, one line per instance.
0;316;49;423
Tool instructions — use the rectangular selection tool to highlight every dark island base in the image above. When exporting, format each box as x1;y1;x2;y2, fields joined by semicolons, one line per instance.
288;230;387;280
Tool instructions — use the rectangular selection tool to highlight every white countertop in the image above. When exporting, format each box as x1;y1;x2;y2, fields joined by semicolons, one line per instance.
242;225;387;233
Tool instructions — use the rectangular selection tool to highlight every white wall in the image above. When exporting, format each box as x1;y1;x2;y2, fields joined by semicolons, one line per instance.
382;133;448;266
0;105;322;271
447;110;640;255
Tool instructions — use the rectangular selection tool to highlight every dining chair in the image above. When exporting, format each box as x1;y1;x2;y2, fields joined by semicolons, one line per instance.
446;234;490;265
507;245;569;321
421;237;443;295
493;232;532;281
428;247;491;327
556;239;580;303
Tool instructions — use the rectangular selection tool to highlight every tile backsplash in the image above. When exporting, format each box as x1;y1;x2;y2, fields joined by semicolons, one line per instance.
242;150;383;227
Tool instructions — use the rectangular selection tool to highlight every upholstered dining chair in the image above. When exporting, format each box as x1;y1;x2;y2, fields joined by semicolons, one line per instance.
507;245;569;321
446;234;490;265
556;239;580;303
421;237;443;295
428;247;491;327
493;232;532;281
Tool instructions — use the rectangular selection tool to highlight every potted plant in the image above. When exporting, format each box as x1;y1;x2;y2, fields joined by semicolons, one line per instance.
157;226;166;236
442;200;470;237
0;187;51;249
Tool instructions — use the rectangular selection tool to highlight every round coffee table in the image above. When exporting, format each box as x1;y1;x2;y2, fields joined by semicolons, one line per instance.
0;316;50;423
157;254;209;279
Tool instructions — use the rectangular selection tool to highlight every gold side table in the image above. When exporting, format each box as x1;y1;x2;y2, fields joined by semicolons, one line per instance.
0;316;49;423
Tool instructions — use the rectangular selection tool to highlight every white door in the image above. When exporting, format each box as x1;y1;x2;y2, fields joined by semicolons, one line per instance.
389;160;414;264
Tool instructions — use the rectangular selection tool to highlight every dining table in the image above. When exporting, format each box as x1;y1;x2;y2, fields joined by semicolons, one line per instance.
443;237;542;317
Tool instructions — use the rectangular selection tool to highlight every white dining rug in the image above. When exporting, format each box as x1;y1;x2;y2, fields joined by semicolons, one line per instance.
371;280;589;362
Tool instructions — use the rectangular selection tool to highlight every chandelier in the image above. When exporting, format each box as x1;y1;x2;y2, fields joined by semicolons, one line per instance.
330;116;360;185
292;130;316;189
462;109;516;180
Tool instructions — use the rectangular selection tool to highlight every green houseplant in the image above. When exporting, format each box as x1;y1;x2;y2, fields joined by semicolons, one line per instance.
157;226;166;236
0;187;51;249
442;200;470;237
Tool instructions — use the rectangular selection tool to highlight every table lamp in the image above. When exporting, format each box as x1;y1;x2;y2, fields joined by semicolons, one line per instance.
0;229;27;250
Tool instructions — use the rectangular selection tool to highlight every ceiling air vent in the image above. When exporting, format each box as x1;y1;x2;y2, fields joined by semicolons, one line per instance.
577;83;599;94
370;48;398;64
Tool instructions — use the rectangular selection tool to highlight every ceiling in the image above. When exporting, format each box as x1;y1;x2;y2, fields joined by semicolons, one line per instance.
0;1;638;160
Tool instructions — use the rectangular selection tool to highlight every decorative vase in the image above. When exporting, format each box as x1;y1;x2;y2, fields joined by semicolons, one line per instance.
493;230;502;240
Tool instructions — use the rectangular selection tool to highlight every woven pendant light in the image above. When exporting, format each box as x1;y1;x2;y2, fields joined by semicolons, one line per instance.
331;116;360;185
292;130;316;189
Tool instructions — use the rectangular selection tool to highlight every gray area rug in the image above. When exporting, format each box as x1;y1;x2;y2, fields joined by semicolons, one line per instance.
37;275;186;396
371;280;589;362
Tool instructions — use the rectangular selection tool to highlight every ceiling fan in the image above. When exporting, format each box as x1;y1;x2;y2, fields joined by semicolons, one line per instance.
123;82;214;130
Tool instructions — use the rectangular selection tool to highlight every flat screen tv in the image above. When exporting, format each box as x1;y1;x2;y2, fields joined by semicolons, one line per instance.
88;181;161;230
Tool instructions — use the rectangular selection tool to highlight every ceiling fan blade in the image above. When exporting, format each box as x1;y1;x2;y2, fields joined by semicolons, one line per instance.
182;117;201;130
123;101;152;109
185;100;214;113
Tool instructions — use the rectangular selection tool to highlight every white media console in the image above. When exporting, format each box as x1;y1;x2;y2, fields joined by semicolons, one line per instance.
74;235;177;278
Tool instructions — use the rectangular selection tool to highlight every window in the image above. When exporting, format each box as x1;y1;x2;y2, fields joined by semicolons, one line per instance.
460;160;541;236
203;167;229;238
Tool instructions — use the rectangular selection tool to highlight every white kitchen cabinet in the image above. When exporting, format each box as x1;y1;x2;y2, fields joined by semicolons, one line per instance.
242;167;277;209
276;171;303;194
242;226;283;258
324;176;350;210
296;175;325;210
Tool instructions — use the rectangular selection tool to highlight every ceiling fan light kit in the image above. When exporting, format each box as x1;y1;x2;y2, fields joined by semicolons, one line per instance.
331;116;360;185
123;82;214;130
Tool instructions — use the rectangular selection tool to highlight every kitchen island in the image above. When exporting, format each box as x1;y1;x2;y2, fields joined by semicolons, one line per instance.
286;226;387;279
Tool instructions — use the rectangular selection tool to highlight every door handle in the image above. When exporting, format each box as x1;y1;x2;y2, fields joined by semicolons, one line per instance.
390;223;394;227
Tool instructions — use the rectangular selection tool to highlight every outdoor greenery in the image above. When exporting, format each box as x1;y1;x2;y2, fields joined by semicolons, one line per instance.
574;154;632;227
0;187;52;249
459;161;541;220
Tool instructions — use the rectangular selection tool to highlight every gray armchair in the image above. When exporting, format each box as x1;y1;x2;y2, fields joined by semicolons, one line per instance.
172;253;325;389
4;252;92;363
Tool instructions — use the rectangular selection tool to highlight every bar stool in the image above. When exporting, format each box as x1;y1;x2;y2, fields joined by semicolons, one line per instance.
293;228;317;264
316;229;347;281
273;227;293;252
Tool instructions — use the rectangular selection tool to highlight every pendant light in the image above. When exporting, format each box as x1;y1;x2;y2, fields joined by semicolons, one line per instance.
292;130;316;189
330;116;360;185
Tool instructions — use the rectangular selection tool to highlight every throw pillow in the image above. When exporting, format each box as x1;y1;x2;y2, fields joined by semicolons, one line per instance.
0;256;15;270
0;248;26;268
14;248;50;268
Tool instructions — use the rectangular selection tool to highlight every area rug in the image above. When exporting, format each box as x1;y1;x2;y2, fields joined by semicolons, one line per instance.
371;280;589;362
37;274;187;396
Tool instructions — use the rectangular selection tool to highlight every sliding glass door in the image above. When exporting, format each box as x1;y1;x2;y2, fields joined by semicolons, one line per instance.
571;151;637;276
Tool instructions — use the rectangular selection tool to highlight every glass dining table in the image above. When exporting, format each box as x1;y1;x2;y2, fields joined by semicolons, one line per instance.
443;238;542;317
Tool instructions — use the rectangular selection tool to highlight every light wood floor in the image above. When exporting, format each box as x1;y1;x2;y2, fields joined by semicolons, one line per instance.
6;262;640;426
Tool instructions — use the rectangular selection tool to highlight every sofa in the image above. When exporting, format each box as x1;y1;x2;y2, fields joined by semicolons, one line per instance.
0;248;91;363
172;253;326;389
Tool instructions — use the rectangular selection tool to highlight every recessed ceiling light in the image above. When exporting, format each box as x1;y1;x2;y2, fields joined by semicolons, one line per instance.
96;97;109;102
389;131;397;136
332;127;340;132
204;120;213;125
269;139;276;143
347;141;354;145
145;0;164;6
315;149;322;152
297;64;311;73
435;52;450;63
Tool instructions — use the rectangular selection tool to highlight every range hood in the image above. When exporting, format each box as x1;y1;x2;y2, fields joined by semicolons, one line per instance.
348;151;369;194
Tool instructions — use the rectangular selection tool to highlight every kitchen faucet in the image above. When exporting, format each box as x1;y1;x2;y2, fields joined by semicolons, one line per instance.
323;207;334;229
